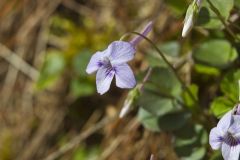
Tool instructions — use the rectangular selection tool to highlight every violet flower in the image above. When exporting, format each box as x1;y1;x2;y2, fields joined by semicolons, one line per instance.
86;22;153;94
209;109;240;160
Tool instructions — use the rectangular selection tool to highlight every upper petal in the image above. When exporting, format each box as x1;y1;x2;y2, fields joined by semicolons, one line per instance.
230;115;240;136
209;127;223;150
217;111;233;133
115;64;136;89
221;143;240;160
108;41;135;65
96;66;115;95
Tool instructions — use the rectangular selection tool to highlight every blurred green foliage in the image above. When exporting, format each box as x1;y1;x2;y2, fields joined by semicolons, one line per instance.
72;146;100;160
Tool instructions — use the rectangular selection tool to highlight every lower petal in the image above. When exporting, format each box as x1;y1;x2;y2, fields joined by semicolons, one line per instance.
115;64;136;89
96;67;115;95
222;143;240;160
209;127;223;150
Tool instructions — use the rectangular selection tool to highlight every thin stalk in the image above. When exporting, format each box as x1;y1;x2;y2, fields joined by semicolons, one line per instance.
206;0;240;42
129;31;199;105
139;67;152;92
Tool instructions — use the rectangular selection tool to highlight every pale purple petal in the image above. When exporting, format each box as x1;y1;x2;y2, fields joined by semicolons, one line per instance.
130;21;153;46
115;64;136;88
108;41;135;65
222;143;231;160
222;143;240;160
217;111;233;133
209;127;223;150
230;116;240;136
86;51;109;74
96;67;115;95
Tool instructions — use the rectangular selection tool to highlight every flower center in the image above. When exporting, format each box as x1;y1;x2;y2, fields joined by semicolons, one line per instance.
224;132;240;147
99;57;115;77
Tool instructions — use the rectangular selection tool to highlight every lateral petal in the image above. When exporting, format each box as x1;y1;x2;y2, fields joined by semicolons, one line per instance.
209;127;223;150
115;64;136;89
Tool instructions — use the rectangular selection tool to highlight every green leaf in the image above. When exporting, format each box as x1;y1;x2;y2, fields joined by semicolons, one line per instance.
220;70;240;102
36;50;66;89
138;67;182;117
194;64;220;76
210;97;233;118
197;0;234;29
138;108;190;132
145;67;182;97
209;150;222;160
73;50;92;76
147;41;180;68
182;147;206;160
182;84;199;111
165;0;188;16
70;79;95;97
137;67;186;132
160;41;180;57
158;111;191;131
73;146;100;160
193;40;238;68
138;108;161;132
139;90;180;117
174;124;207;160
235;0;240;8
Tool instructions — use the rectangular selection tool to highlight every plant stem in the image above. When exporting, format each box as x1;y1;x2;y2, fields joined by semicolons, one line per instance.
129;31;199;105
206;0;240;42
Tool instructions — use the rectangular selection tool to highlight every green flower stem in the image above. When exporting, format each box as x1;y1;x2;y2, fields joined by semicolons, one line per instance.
129;31;199;106
206;0;240;42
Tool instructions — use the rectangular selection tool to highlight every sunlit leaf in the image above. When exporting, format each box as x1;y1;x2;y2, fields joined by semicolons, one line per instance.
220;70;240;102
194;64;220;76
210;97;233;118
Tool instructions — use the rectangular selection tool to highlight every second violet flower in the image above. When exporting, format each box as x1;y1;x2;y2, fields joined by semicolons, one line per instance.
209;105;240;160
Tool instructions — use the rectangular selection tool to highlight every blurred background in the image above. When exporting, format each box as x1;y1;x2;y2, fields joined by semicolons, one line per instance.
0;0;239;160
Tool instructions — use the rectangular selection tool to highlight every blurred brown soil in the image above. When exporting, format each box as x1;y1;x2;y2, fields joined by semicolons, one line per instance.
0;0;181;160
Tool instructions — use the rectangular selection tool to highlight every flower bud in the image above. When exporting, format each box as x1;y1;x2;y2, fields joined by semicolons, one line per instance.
119;86;140;118
182;0;202;37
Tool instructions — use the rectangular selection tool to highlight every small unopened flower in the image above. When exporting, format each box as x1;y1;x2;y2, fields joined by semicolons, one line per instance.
150;154;154;160
182;0;202;37
209;109;240;160
119;86;140;118
86;22;152;94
